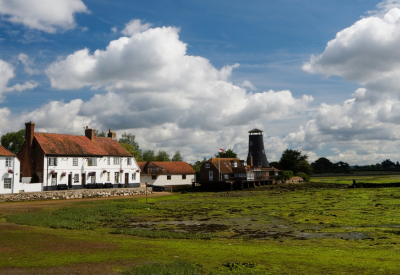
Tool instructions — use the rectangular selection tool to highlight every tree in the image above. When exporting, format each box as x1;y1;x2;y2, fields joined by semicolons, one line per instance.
297;160;313;176
191;158;207;181
296;172;310;182
382;159;395;169
120;143;143;161
119;132;140;151
1;129;25;154
156;150;170;161
94;130;106;137
215;148;237;158
279;149;308;173
172;151;183;161
142;150;155;162
269;161;280;169
311;157;333;174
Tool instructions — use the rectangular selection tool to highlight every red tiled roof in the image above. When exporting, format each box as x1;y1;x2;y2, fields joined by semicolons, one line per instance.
93;137;132;157
34;133;132;157
138;161;195;174
0;145;14;156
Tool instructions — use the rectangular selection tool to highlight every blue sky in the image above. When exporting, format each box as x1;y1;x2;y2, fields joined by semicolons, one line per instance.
1;0;400;164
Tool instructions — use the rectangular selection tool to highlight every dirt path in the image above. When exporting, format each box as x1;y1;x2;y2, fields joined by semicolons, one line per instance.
0;192;172;215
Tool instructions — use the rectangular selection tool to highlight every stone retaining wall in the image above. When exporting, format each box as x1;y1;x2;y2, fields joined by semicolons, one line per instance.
0;187;152;202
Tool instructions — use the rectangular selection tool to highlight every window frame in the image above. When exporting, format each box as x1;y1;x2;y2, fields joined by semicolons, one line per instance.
5;157;12;167
107;157;110;165
88;158;97;166
4;178;11;189
182;174;186;180
74;174;79;183
132;173;136;180
73;158;78;166
114;157;120;165
48;157;57;166
167;175;171;180
107;172;110;181
127;158;132;165
152;175;157;180
205;163;210;169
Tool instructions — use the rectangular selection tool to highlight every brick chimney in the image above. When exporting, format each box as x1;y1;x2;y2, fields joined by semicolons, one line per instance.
107;129;116;140
25;122;35;147
85;126;95;141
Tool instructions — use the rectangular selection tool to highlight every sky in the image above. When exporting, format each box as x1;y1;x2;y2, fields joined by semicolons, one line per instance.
1;0;400;165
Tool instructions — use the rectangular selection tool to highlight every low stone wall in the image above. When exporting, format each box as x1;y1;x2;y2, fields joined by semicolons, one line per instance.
0;187;152;203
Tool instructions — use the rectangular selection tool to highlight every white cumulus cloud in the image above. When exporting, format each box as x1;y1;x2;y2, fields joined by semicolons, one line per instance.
121;19;152;36
0;0;89;33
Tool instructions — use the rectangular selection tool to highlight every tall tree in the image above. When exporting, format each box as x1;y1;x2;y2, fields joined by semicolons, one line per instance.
279;149;308;173
120;143;143;162
142;150;155;162
119;132;140;151
382;159;395;169
1;129;25;154
215;148;237;158
297;160;313;176
156;150;170;161
172;151;183;161
311;157;333;174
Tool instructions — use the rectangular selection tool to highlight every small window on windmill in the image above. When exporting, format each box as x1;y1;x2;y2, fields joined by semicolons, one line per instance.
250;141;253;146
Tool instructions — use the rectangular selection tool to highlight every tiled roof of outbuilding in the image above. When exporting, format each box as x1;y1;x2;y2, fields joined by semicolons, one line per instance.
34;133;132;157
0;145;15;156
138;161;195;174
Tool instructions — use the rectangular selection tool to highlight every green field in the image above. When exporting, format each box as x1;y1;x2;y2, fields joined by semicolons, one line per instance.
2;181;400;274
311;174;400;184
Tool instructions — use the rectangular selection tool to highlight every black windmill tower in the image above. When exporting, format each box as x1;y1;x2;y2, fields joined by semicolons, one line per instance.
247;128;270;167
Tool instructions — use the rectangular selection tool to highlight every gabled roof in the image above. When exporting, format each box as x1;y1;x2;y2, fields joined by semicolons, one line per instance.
208;158;247;174
34;133;132;157
138;161;195;175
0;145;15;156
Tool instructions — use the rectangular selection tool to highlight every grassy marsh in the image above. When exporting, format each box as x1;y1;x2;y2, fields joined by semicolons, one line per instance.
3;181;400;274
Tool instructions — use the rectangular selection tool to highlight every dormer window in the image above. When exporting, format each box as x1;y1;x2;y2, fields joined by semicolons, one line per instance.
205;164;210;169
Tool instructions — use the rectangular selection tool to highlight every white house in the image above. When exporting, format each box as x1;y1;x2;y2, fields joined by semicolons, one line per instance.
17;122;140;191
138;161;195;186
0;145;21;194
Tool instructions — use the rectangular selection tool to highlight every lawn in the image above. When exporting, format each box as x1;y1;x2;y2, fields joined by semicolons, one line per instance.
2;182;400;274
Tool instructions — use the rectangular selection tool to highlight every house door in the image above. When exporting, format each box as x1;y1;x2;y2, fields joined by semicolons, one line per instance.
125;173;129;187
82;173;86;186
52;173;57;186
68;174;72;188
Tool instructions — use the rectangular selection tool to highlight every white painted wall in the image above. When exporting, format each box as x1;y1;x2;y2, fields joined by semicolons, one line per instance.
141;174;195;186
0;156;21;194
42;156;141;189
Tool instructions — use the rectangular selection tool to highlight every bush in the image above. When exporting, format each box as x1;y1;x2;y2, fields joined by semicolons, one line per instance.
30;174;40;183
278;171;293;181
296;172;310;182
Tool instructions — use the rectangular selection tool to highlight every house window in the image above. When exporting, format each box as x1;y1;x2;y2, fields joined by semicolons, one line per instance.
4;178;11;189
114;172;119;183
127;158;132;165
91;175;95;183
224;174;229;179
48;157;57;166
205;164;210;169
74;174;79;183
107;157;110;165
132;173;136;180
73;158;78;166
107;172;110;181
167;175;171;180
88;158;97;166
5;157;12;167
149;167;158;172
209;171;213;181
182;175;186;180
152;175;157;180
114;157;120;165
